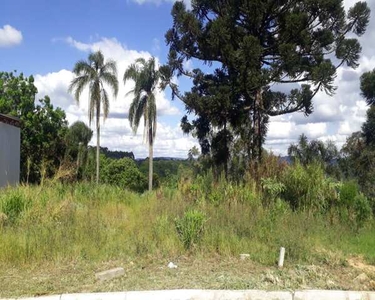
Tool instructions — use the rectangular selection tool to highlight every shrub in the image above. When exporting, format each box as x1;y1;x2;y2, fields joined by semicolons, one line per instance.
353;194;372;229
0;190;29;223
340;181;358;208
175;209;206;250
281;162;335;212
101;158;147;192
261;177;286;206
247;152;288;183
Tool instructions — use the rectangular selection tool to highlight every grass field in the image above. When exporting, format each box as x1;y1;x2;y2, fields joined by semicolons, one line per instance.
1;182;375;297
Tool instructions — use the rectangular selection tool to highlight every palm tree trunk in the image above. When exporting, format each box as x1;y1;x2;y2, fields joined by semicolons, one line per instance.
148;127;153;192
76;142;82;178
96;122;100;184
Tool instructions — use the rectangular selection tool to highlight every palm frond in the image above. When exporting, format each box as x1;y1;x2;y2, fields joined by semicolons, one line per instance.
89;51;104;70
88;80;101;126
69;50;118;127
68;75;90;103
101;88;110;120
133;95;147;135
126;88;136;97
101;59;117;76
72;60;95;77
125;56;160;145
135;57;147;66
123;63;139;83
101;72;119;98
128;99;138;130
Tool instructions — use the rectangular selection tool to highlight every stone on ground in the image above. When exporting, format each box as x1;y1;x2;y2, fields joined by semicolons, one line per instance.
95;267;125;282
240;254;250;260
167;262;178;269
354;273;369;284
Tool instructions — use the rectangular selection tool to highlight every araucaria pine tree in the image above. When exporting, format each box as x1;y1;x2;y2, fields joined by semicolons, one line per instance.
161;0;371;175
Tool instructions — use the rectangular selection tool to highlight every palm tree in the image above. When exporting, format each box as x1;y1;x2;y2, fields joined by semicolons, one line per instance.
288;134;339;166
68;50;118;184
124;57;160;191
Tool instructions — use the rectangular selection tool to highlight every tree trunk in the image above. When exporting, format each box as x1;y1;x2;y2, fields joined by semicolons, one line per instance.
251;89;263;181
76;142;81;178
148;131;153;192
224;121;228;180
254;89;263;163
96;122;100;184
256;89;262;162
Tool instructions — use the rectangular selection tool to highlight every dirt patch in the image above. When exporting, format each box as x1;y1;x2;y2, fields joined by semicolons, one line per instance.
348;257;375;274
2;256;375;298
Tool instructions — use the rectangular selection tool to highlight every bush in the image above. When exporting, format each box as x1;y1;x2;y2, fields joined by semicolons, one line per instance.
340;181;358;208
261;177;286;206
101;158;147;192
281;162;336;212
175;209;206;250
0;190;29;223
354;194;372;229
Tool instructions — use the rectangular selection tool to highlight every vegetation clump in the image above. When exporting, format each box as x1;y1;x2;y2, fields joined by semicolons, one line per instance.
175;209;207;250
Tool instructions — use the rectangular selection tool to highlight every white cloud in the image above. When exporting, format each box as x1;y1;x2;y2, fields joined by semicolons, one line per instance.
0;25;22;48
34;37;196;158
152;38;160;53
183;59;193;72
265;0;375;155
265;60;372;155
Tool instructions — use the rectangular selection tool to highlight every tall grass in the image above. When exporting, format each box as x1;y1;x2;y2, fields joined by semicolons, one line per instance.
0;171;374;268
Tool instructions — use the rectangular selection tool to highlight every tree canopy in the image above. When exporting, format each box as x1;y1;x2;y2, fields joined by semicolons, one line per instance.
161;0;371;169
360;69;375;105
65;121;93;160
0;72;67;183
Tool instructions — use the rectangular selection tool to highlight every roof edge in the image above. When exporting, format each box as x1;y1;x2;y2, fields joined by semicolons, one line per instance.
0;113;21;128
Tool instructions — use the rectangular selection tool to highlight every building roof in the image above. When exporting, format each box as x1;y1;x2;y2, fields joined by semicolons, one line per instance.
0;114;21;128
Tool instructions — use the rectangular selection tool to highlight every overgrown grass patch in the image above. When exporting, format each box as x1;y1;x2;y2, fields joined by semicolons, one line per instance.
0;180;374;285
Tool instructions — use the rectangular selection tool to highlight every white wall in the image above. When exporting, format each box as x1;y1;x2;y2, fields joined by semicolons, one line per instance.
0;122;20;188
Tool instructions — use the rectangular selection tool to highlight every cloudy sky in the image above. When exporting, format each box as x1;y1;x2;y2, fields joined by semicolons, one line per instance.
1;0;374;158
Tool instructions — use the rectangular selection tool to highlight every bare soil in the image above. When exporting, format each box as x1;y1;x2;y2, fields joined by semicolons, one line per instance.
1;255;375;298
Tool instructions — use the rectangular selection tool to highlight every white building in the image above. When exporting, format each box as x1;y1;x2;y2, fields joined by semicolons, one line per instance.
0;114;21;188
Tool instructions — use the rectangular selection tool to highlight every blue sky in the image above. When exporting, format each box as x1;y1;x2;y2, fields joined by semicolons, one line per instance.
0;0;197;158
0;0;174;74
1;0;375;158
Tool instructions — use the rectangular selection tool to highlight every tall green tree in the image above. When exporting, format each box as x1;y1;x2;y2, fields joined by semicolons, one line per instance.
65;121;93;174
288;134;339;166
288;134;340;177
0;72;67;183
362;106;375;147
360;69;375;146
161;0;371;170
124;57;160;191
188;146;200;161
360;68;375;105
340;69;375;206
69;51;119;184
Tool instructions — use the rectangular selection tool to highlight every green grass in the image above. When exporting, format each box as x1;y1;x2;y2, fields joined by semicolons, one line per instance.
1;182;374;265
0;181;375;296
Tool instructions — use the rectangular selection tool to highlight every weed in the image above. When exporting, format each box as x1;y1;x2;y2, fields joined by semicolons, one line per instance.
175;209;207;250
0;190;29;223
